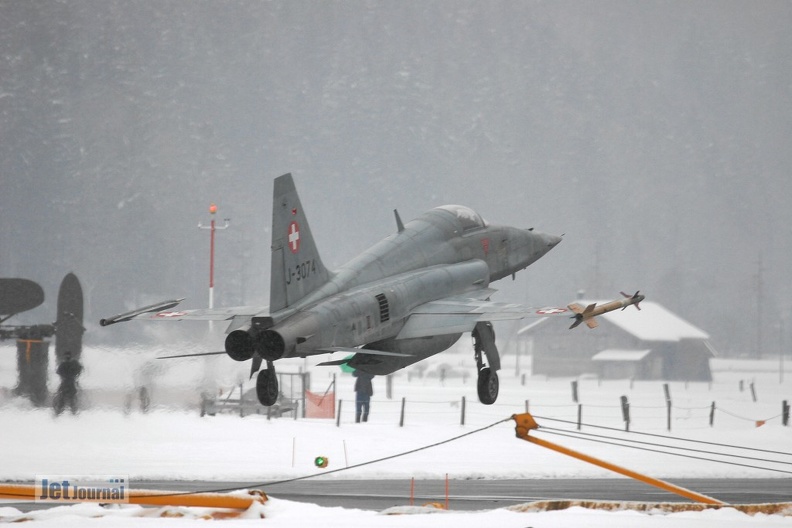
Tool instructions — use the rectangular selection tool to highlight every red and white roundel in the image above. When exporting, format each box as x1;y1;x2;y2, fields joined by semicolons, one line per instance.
536;307;567;315
287;221;301;254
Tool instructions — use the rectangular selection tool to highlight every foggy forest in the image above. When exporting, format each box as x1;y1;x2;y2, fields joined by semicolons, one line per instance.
1;1;791;358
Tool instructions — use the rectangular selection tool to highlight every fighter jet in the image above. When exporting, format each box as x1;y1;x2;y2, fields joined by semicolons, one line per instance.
101;174;628;406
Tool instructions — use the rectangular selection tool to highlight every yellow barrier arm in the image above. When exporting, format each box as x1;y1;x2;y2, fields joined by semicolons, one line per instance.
0;483;266;510
512;413;725;506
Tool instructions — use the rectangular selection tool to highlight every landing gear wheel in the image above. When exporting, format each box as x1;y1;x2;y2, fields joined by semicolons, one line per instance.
256;368;279;406
477;367;499;405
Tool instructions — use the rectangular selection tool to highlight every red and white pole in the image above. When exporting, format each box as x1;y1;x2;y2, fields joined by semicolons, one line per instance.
209;203;216;309
199;203;229;313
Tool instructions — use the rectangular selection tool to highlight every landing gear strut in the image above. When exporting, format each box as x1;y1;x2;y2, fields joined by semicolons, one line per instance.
256;361;279;406
473;322;500;405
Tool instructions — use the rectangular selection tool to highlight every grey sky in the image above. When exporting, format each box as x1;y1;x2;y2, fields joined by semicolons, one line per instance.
1;1;790;356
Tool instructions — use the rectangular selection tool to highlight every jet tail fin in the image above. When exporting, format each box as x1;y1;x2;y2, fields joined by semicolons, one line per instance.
269;174;332;312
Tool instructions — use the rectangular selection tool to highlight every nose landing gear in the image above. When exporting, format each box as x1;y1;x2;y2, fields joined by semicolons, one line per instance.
477;366;499;405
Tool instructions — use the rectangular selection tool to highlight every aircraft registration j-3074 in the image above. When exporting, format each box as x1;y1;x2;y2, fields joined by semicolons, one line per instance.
101;173;642;406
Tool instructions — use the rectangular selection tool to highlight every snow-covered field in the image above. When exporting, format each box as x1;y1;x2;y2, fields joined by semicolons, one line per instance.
2;342;791;526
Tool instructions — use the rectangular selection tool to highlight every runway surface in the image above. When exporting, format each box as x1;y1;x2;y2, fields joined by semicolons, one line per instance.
179;478;792;510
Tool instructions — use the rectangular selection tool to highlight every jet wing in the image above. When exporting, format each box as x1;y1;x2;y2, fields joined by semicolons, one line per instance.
100;299;265;326
396;295;569;339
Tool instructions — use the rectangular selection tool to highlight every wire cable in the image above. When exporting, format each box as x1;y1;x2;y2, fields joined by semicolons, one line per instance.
538;425;792;467
717;407;782;422
127;416;514;498
535;428;792;476
533;414;792;457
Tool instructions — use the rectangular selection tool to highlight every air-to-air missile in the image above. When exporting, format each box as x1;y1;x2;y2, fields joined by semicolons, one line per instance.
567;291;645;329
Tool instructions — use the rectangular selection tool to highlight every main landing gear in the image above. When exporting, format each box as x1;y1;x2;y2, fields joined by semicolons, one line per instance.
256;361;279;406
473;322;500;405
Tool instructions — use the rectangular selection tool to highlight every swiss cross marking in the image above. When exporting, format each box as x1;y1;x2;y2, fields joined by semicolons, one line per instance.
288;221;301;253
537;307;567;315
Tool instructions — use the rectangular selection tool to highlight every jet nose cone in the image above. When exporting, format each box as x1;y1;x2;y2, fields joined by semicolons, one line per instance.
542;233;563;248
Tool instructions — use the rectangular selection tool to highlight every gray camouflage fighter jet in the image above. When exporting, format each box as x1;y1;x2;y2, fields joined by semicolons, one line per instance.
101;174;619;406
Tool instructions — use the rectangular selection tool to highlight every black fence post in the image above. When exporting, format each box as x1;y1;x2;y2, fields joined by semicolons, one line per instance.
709;401;716;427
336;399;342;427
577;404;582;430
666;400;672;432
620;395;630;432
783;400;790;427
750;382;757;402
571;380;579;403
460;396;466;426
302;372;309;419
399;397;406;427
663;383;672;431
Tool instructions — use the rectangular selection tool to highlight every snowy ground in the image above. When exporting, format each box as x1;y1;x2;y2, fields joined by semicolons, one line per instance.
2;342;792;526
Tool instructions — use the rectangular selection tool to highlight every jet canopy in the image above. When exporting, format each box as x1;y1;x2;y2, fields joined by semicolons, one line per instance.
436;205;488;233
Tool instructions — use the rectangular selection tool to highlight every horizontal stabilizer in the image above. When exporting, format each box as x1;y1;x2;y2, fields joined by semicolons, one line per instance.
99;298;185;326
101;301;265;327
585;319;599;329
316;358;351;367
316;347;412;367
156;351;226;360
317;347;412;357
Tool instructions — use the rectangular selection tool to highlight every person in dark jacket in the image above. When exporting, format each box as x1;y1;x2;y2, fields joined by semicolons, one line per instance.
54;352;82;415
353;370;374;423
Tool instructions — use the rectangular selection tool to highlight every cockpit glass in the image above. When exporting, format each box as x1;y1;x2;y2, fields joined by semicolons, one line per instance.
437;205;487;232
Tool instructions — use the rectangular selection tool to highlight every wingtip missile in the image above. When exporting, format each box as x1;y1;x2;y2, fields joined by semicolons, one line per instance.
568;291;645;329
